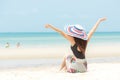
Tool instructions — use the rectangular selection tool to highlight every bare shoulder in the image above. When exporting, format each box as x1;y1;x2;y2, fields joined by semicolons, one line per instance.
64;34;75;46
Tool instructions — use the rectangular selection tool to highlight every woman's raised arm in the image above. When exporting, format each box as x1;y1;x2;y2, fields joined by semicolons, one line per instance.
45;24;75;45
87;17;107;42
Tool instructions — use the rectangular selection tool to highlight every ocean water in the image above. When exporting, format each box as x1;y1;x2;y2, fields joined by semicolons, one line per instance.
0;32;67;48
0;32;120;48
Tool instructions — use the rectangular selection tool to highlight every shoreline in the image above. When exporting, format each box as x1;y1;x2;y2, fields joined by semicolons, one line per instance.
0;56;120;69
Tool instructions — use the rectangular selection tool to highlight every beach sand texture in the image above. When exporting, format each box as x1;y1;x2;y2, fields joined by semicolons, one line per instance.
0;44;120;59
0;63;120;80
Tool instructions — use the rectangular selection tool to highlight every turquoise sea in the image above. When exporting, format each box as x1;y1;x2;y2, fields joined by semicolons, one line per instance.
0;32;120;48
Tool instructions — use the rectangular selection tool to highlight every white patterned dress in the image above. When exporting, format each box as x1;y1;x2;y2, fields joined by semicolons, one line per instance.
66;55;87;73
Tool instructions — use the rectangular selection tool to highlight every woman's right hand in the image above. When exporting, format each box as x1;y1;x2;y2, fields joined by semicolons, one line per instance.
45;24;52;28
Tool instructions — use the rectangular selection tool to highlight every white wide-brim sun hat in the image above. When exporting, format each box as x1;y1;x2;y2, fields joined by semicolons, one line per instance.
64;24;88;40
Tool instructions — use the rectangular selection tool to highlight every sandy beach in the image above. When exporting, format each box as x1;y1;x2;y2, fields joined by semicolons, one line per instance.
0;43;120;59
0;63;120;80
0;46;120;80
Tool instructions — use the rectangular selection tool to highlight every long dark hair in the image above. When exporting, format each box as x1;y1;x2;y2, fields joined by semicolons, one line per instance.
74;37;88;54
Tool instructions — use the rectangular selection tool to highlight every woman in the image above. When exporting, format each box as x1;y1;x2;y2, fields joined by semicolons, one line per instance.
45;17;106;73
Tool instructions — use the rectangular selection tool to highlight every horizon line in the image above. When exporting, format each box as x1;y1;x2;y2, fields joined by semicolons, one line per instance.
0;31;120;33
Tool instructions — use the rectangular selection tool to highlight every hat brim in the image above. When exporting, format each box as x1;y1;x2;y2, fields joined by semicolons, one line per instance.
65;25;88;40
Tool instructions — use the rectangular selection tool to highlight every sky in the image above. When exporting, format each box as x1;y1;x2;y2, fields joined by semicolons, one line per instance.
0;0;120;32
